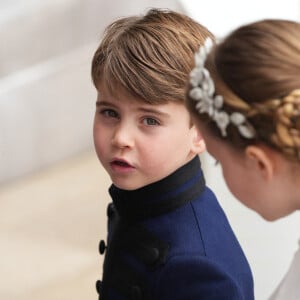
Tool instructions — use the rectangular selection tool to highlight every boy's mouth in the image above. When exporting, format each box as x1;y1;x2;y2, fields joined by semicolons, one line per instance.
110;159;134;169
112;160;131;167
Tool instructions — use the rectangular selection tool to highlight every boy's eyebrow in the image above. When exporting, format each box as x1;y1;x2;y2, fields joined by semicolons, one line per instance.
95;101;116;107
96;101;170;118
137;107;170;118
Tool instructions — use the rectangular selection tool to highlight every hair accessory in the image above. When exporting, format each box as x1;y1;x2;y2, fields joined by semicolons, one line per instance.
189;38;255;139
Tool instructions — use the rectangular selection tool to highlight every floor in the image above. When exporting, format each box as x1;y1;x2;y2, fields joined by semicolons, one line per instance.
0;151;111;300
1;151;299;300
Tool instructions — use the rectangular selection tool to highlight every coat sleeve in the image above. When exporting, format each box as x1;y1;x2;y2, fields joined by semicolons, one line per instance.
153;254;253;300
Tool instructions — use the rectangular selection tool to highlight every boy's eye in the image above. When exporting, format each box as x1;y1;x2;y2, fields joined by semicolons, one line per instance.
101;109;118;118
143;117;160;126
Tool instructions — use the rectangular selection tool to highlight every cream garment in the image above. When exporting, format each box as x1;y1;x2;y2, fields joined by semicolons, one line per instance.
269;240;300;300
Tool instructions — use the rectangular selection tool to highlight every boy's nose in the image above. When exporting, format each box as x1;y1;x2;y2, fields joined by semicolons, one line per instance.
111;125;134;149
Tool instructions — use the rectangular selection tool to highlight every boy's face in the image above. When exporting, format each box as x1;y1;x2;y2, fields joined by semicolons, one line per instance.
93;84;205;190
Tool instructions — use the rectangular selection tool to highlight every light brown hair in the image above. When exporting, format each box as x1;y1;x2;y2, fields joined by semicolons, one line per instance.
187;19;300;161
91;8;214;104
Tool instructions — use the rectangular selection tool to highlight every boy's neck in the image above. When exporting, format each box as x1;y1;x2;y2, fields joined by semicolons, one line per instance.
109;155;205;221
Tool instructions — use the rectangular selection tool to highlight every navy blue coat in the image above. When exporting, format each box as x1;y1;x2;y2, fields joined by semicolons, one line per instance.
96;156;254;300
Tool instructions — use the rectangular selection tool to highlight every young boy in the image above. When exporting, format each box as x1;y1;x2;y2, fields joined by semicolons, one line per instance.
91;9;254;300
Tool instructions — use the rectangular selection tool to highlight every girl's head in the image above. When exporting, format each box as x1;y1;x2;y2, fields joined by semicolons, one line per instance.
186;19;300;220
91;8;214;104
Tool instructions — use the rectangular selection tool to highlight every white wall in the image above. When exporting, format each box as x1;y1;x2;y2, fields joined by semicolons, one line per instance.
180;0;300;36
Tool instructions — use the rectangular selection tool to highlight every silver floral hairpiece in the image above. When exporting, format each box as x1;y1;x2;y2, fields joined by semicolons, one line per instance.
189;38;255;139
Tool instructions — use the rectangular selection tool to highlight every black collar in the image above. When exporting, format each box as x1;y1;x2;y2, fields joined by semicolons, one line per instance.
109;156;206;221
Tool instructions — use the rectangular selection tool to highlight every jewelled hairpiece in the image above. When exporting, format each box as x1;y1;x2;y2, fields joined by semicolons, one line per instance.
189;38;255;139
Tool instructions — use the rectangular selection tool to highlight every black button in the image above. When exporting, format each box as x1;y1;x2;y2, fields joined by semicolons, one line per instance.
143;247;160;266
106;203;115;218
149;247;160;264
130;285;142;300
95;280;102;294
99;240;106;255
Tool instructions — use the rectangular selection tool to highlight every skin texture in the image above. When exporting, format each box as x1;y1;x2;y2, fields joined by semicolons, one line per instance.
195;119;300;221
93;84;205;191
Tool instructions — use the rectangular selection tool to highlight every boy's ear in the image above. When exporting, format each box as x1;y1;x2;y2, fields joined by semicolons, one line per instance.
245;145;275;181
191;125;206;154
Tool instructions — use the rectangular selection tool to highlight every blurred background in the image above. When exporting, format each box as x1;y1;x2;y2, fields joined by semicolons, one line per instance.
1;0;300;299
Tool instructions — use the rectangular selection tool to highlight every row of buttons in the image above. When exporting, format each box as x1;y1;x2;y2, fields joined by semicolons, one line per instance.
96;280;143;300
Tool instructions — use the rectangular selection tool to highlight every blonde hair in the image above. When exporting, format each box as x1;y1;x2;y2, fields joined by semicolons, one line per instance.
187;19;300;161
91;8;214;104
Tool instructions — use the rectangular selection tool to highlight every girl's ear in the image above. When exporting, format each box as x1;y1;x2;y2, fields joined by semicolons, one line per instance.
191;125;206;155
245;145;275;181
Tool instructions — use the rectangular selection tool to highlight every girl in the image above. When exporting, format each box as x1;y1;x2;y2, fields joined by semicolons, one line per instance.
186;19;300;300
